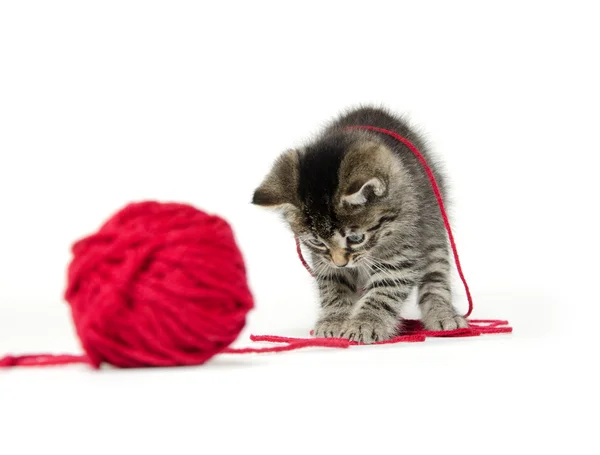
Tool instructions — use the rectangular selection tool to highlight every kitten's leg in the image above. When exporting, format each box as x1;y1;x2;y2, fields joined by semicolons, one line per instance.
313;269;357;338
341;259;419;343
418;243;468;331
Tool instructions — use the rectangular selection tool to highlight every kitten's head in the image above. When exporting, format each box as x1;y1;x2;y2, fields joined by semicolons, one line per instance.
252;131;411;268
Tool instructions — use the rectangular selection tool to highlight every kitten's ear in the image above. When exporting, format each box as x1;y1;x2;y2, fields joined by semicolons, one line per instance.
338;141;396;207
252;149;299;208
341;177;386;206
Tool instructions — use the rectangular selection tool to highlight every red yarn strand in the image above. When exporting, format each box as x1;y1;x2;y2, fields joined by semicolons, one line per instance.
224;337;351;354
295;237;315;277
254;319;512;347
1;317;513;368
0;354;91;368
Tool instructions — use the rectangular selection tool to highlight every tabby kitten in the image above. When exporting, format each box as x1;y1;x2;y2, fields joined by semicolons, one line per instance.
252;106;467;343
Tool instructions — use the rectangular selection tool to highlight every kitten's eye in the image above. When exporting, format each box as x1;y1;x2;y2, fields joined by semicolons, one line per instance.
308;238;325;247
347;233;365;244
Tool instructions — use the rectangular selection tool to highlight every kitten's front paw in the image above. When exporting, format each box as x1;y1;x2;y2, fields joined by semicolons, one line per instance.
340;316;397;344
422;308;468;331
314;316;348;338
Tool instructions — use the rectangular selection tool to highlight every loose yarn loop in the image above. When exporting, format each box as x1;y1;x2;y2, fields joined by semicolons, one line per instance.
0;126;511;370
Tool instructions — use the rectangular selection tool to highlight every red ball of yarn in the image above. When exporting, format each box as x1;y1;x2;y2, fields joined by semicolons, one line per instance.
63;201;254;368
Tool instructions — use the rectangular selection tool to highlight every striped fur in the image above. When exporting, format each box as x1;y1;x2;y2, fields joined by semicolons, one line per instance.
253;105;467;343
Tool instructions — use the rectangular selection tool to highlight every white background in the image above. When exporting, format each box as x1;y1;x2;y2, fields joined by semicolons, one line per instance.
1;1;598;454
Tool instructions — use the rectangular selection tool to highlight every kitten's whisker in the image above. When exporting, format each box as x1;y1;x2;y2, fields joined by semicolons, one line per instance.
362;254;409;288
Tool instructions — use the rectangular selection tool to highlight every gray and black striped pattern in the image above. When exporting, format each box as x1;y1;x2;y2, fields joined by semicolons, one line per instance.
252;105;467;343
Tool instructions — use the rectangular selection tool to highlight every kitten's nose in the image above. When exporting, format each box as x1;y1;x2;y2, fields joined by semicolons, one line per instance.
331;252;349;267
